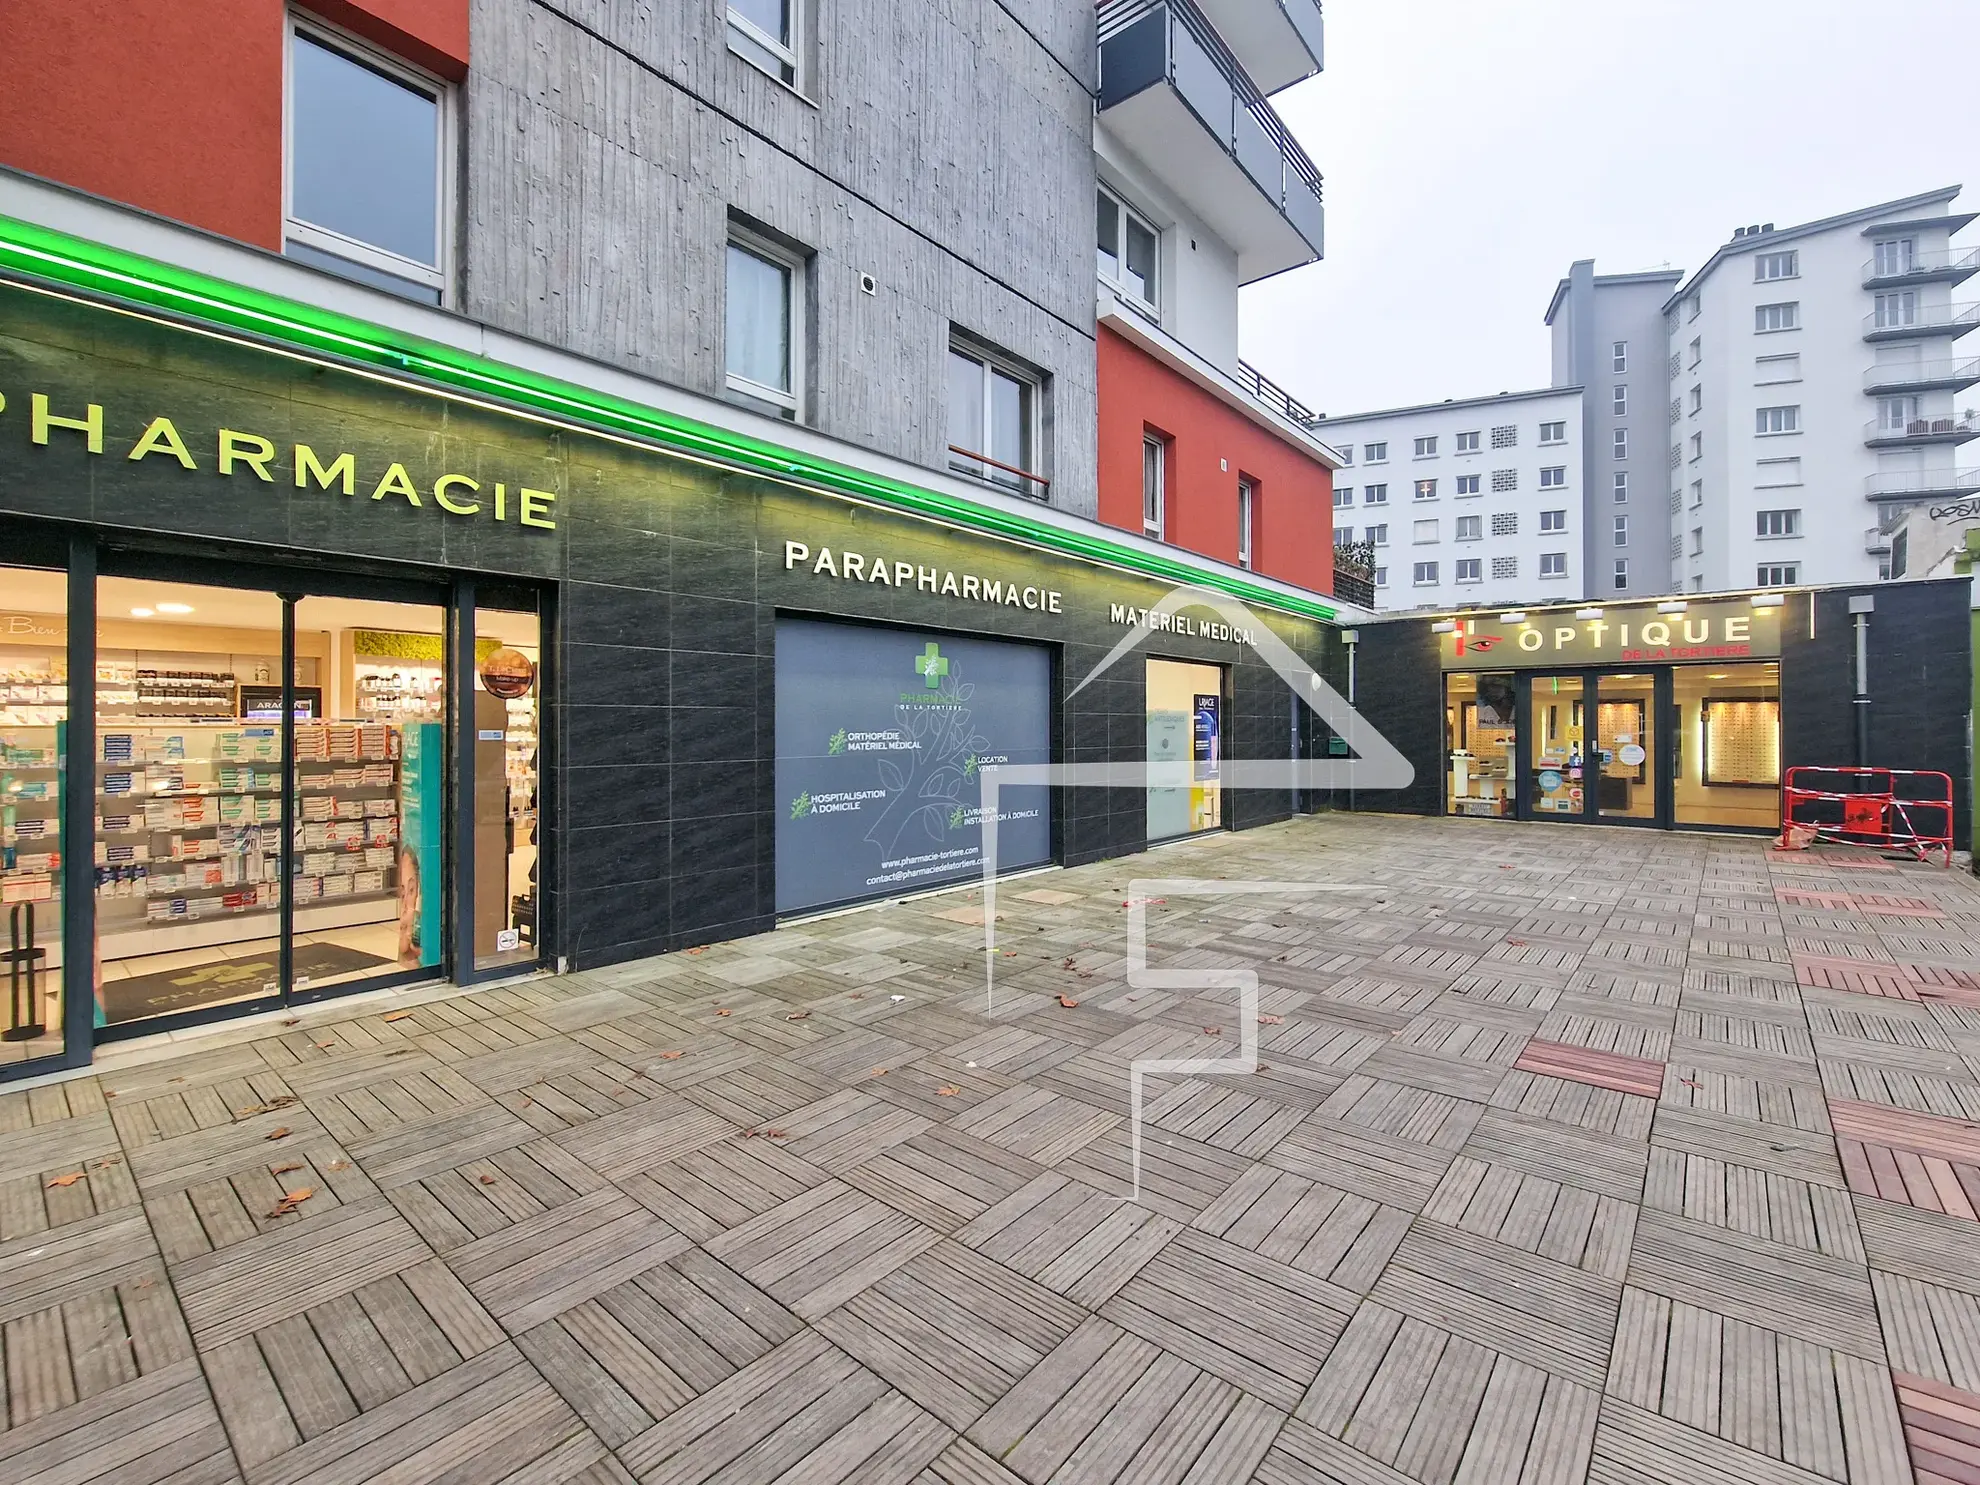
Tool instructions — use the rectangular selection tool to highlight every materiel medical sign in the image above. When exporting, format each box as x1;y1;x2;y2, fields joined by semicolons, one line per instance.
1438;598;1782;671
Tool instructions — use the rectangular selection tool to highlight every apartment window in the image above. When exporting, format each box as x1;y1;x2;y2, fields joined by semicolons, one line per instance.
1687;296;1701;322
1540;552;1567;578
1612;385;1629;416
1414;436;1438;458
1688;432;1703;461
1612;341;1628;373
1687;337;1701;368
1097;188;1158;310
1456;474;1481;496
1613;559;1628;590
1373;566;1388;588
1491;469;1517;492
1491;426;1517;449
1757;563;1799;587
1613;472;1629;503
1539;466;1566;489
1338;447;1353;466
1755;405;1800;435
1540;509;1567;533
1364;483;1389;506
726;231;804;417
1491;512;1518;536
1412;561;1439;586
1455;558;1482;584
286;22;450;302
1237;478;1255;569
1364;442;1389;463
1876;395;1921;432
1492;556;1518;580
1755;457;1801;488
1689;526;1704;556
1755;353;1801;384
1456;431;1481;454
1455;514;1482;541
1142;434;1165;539
1413;519;1438;544
1334;486;1353;508
1874;238;1917;278
1689;479;1703;508
1612;428;1628;459
1334;526;1354;548
1753;250;1799;282
1539;421;1567;445
1873;291;1918;330
1415;479;1438;502
1367;523;1389;546
1688;384;1702;415
1756;508;1801;538
1613;515;1629;547
947;339;1041;496
1755;302;1799;333
728;0;798;85
1891;529;1909;579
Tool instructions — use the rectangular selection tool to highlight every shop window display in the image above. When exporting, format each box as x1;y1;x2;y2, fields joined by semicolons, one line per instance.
1675;663;1781;829
1445;672;1515;816
0;565;68;1066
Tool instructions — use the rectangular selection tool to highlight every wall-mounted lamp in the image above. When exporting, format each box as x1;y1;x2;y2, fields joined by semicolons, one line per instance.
1749;593;1785;609
1573;607;1604;620
1499;611;1527;624
1431;620;1458;634
1341;630;1360;644
1656;600;1687;614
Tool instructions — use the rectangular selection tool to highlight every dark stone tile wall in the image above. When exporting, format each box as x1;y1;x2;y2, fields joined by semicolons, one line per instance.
1334;620;1446;818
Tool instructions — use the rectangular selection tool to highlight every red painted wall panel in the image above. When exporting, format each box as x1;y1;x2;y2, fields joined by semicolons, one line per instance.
1097;326;1335;596
0;1;468;250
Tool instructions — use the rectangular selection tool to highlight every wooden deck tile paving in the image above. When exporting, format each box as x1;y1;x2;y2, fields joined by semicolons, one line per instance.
11;816;1980;1482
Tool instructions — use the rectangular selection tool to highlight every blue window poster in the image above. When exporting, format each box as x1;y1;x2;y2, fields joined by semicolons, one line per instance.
775;619;1052;914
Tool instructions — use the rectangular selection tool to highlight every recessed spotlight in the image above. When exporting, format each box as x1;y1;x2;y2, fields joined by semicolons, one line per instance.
156;601;194;614
1708;673;1730;679
130;607;155;618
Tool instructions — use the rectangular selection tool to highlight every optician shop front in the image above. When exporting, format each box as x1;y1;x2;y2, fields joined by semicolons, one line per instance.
0;223;1343;1081
1343;584;1972;840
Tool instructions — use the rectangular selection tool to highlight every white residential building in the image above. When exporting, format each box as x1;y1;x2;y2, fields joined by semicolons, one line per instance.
1662;187;1980;593
1309;387;1586;608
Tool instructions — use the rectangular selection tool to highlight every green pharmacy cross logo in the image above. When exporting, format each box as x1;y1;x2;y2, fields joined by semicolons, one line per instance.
914;642;949;690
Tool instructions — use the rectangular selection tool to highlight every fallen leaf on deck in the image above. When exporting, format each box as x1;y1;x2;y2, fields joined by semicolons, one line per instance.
1258;1014;1284;1025
92;1155;123;1170
270;1161;304;1176
658;1051;685;1060
267;1187;314;1218
1680;1078;1703;1090
326;1160;351;1172
264;1127;293;1142
478;1174;498;1186
870;1067;888;1076
786;1010;810;1021
1257;1063;1273;1073
382;1010;415;1023
1057;995;1080;1008
936;1085;962;1097
849;993;867;1000
1203;1027;1223;1037
686;947;706;955
46;1171;85;1188
715;1008;732;1017
281;1018;300;1027
169;1076;185;1084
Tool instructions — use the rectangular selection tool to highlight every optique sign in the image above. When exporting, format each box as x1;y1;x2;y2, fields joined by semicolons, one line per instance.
1438;597;1782;671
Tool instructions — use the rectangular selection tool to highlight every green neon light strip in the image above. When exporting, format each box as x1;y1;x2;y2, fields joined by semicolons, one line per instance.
0;214;1337;625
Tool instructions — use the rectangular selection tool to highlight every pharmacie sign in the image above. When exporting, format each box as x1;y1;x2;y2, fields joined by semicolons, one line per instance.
1438;598;1781;671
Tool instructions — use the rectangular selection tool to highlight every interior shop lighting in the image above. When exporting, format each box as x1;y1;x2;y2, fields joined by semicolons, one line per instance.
129;607;154;617
1574;607;1603;620
1750;592;1786;608
1656;600;1687;614
0;213;1340;628
1498;611;1527;623
155;601;194;614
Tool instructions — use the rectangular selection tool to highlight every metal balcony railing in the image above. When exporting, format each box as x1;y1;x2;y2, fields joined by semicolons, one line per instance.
1864;467;1980;501
1862;301;1980;338
1236;359;1317;425
1863;413;1980;446
1863;356;1980;393
1862;247;1980;286
1332;565;1376;608
1098;0;1326;255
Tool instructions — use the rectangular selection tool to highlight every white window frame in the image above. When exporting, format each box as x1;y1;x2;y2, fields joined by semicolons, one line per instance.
1455;431;1481;454
1538;421;1567;445
1613;558;1628;590
947;337;1043;497
1755;405;1800;436
725;227;806;417
1755;302;1800;333
1756;508;1801;538
1334;526;1354;548
1539;466;1566;489
1414;479;1437;502
1874;238;1917;278
284;13;454;302
1539;552;1567;579
1412;561;1439;587
1237;477;1255;569
1689;479;1703;508
1613;471;1629;503
1142;434;1166;540
1455;514;1482;541
1540;509;1567;533
1688;385;1702;415
1612;428;1629;460
1613;515;1629;547
1333;486;1353;509
1364;483;1389;506
1688;337;1702;368
1367;523;1389;546
1097;185;1160;314
1364;442;1389;464
1612;341;1628;373
1455;474;1481;496
727;0;800;88
1414;436;1437;458
1753;250;1799;282
1690;526;1705;556
1373;566;1388;588
1455;558;1482;584
1612;385;1628;416
1757;563;1799;588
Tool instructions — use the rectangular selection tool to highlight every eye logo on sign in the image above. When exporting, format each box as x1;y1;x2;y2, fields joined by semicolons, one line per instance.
914;642;949;690
1453;624;1501;656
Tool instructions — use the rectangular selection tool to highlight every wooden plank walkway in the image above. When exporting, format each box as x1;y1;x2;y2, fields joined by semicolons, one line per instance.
4;814;1980;1482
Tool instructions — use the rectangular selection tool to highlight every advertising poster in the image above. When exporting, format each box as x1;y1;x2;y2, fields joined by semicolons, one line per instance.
775;619;1051;914
396;721;445;969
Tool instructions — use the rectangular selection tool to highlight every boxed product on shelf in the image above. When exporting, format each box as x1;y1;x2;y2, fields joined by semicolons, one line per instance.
333;767;366;788
1;872;54;903
351;868;384;894
217;729;280;762
366;820;398;846
103;771;134;795
218;796;253;824
100;813;135;833
303;850;336;876
321;873;353;897
253;797;280;823
11;818;48;838
294;875;323;902
300;823;331;849
363;846;393;870
361;764;393;787
363;798;396;819
146;769;186;796
102;733;134;762
12;851;57;872
333;799;364;820
324;822;362;846
301;797;334;822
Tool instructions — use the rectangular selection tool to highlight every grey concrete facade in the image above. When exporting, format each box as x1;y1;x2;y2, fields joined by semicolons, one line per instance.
461;0;1102;515
1547;262;1684;599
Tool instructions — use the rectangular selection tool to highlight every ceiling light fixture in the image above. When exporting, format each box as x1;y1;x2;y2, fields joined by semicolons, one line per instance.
130;607;155;618
1750;592;1785;608
155;601;194;614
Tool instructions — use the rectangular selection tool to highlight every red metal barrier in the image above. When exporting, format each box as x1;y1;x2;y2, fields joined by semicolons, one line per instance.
1779;767;1954;866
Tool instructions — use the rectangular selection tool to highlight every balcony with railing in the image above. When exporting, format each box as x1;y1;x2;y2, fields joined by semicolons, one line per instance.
1864;357;1980;395
1864;412;1980;449
1333;538;1376;607
1235;359;1317;426
1097;0;1325;283
1193;0;1324;95
1862;300;1980;341
1864;467;1980;502
1862;246;1980;289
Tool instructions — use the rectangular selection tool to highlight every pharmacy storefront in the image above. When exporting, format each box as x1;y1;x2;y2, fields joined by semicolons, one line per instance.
0;218;1342;1080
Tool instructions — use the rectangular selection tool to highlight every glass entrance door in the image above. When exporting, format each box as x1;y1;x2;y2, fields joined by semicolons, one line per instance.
1524;674;1586;819
1595;673;1658;823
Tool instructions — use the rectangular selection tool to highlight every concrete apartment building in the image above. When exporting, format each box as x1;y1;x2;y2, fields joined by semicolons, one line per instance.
1310;387;1587;607
1662;187;1979;593
1545;263;1685;599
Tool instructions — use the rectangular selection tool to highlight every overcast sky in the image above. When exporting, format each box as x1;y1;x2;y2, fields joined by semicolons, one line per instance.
1239;0;1980;419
